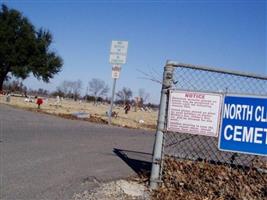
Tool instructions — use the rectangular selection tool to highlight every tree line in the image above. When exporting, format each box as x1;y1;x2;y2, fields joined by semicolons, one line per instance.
2;78;153;107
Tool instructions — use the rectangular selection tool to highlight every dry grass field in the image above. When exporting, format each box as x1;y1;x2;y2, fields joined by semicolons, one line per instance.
0;95;158;130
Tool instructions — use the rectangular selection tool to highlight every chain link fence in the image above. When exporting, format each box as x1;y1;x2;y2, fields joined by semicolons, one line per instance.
164;63;267;166
154;62;267;199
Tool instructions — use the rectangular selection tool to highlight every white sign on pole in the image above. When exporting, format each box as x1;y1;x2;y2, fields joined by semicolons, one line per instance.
112;65;121;79
109;40;128;64
167;90;223;137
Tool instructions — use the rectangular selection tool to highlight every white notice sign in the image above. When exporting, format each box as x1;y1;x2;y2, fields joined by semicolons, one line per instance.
112;65;121;79
109;41;128;64
167;90;223;137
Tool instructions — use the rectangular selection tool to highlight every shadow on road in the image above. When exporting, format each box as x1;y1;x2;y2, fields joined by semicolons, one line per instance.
113;148;152;177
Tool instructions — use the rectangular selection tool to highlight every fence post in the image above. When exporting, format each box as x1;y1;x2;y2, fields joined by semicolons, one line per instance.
150;60;174;190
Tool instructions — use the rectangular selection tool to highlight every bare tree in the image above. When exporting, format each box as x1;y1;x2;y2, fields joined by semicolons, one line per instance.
138;88;150;105
88;78;109;104
137;68;162;84
71;80;82;101
116;87;133;105
57;80;71;97
3;79;25;93
61;80;72;94
56;80;82;100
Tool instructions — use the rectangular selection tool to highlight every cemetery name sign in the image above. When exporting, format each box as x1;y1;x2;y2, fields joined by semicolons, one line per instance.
219;95;267;156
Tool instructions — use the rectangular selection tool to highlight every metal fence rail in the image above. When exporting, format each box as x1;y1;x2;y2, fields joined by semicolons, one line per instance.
172;62;267;96
150;61;267;192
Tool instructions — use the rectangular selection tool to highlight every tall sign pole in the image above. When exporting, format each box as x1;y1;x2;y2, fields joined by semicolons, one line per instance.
108;65;120;125
108;41;128;125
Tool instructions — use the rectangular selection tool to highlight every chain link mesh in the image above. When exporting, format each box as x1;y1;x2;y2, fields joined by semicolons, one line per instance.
160;64;267;199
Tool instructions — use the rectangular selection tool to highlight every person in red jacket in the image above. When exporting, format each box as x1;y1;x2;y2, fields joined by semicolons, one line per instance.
36;97;43;109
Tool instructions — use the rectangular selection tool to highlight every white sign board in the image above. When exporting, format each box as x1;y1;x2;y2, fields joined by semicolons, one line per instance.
109;40;128;64
167;90;223;137
112;65;121;79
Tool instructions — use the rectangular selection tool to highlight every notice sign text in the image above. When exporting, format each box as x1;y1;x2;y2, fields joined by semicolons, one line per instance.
167;90;223;137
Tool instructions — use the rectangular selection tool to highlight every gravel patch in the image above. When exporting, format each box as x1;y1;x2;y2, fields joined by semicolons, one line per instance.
72;180;150;200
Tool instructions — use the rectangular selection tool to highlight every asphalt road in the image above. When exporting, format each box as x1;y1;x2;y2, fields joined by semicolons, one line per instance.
0;105;154;200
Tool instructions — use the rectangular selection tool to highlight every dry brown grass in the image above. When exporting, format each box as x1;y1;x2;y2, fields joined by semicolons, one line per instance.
0;95;157;130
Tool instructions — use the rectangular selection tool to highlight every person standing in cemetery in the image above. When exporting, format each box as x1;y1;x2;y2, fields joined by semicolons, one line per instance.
36;97;43;109
5;92;11;102
124;101;131;114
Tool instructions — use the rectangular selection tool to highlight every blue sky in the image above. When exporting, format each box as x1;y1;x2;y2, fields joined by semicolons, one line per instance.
2;0;266;103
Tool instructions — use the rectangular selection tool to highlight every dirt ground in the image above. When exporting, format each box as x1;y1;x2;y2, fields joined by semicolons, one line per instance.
0;95;158;130
152;158;267;200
